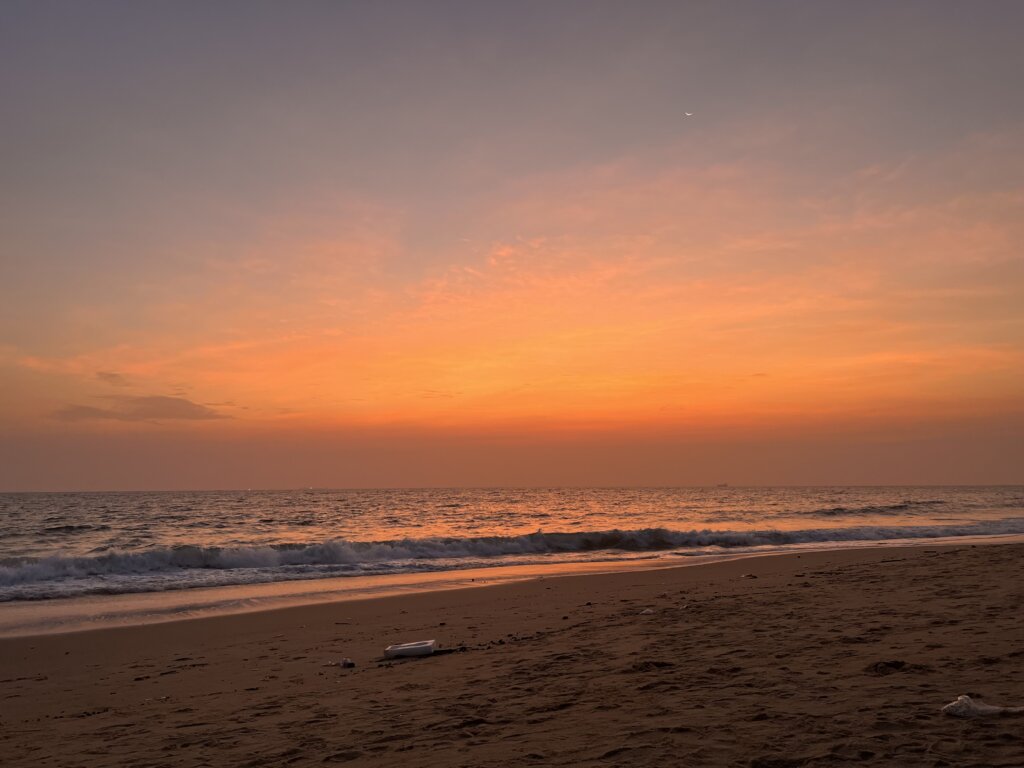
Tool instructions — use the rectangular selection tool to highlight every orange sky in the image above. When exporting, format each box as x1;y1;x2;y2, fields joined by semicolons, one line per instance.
1;3;1022;489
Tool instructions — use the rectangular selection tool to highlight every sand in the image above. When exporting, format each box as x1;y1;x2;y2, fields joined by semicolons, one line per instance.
1;543;1022;767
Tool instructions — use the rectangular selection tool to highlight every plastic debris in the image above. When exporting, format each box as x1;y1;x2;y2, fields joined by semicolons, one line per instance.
640;608;655;615
384;639;437;658
941;695;1024;718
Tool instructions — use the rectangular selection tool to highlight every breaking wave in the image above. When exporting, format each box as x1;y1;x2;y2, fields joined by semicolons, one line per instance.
3;518;1024;599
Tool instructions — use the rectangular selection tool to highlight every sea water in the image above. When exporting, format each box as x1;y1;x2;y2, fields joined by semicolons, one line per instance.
1;486;1021;633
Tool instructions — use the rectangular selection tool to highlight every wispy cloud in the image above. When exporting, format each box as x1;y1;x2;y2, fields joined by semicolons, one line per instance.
96;371;130;387
6;128;1020;435
53;396;227;422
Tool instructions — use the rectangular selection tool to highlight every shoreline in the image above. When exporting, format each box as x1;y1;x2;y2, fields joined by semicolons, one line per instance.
2;541;1022;766
4;533;1024;639
3;533;1024;639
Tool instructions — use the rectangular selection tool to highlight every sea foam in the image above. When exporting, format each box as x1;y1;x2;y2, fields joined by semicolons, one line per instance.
3;518;1024;598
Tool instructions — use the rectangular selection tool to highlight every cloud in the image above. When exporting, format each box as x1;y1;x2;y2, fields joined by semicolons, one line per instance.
53;396;227;422
96;371;130;387
11;128;1022;435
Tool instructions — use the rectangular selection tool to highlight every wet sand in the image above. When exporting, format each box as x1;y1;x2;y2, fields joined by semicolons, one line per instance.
1;543;1022;767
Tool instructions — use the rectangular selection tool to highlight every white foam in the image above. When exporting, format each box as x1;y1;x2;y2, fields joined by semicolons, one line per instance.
2;518;1024;600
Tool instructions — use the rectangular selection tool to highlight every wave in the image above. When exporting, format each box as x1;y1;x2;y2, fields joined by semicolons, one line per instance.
795;500;947;518
3;518;1024;591
39;524;111;534
698;499;955;523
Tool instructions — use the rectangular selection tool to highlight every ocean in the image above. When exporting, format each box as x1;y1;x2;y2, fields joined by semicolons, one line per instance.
1;486;1022;634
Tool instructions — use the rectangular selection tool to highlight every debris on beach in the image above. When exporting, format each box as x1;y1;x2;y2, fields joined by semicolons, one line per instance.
941;695;1024;718
384;639;437;659
640;608;655;615
323;658;356;668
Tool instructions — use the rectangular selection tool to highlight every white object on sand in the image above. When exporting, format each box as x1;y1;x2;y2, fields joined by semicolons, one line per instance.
384;639;437;659
640;608;655;615
941;695;1024;718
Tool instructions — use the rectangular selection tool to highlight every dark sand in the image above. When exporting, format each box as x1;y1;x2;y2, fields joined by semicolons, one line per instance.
1;543;1022;767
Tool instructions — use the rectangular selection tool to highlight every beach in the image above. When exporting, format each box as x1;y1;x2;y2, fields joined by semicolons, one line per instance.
5;3;1024;766
1;542;1022;767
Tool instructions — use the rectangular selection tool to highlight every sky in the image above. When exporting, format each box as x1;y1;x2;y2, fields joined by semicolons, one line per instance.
1;0;1022;490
